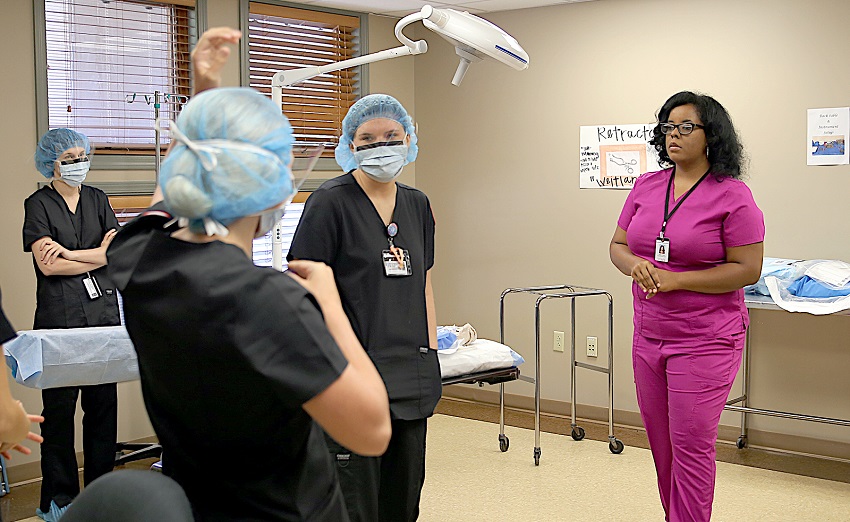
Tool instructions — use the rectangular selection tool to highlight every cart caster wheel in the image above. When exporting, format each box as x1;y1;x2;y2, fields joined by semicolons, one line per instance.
533;447;541;466
499;435;509;452
571;426;585;441
609;439;625;454
736;436;747;449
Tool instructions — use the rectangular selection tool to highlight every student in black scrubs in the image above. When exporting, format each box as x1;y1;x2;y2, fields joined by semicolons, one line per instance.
289;94;441;522
106;28;391;521
23;128;120;521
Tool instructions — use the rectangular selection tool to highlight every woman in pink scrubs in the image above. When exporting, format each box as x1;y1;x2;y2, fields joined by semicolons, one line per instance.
610;91;764;522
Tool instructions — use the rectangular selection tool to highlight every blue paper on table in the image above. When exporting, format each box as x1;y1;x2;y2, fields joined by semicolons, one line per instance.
436;326;457;351
745;257;804;296
3;326;139;389
787;276;850;298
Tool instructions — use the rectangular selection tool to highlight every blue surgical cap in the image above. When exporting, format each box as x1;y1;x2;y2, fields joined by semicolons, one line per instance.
159;88;295;232
34;129;91;178
335;94;418;172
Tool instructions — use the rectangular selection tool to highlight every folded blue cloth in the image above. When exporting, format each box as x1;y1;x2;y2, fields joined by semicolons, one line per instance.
787;275;850;298
436;327;458;351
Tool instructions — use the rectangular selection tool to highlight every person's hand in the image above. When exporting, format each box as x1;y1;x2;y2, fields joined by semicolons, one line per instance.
192;27;242;92
286;260;343;312
632;262;682;299
101;229;118;249
0;407;44;459
39;238;71;264
631;259;661;298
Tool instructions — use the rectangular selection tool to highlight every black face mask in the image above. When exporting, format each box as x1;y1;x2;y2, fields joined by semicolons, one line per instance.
59;156;89;165
355;140;404;152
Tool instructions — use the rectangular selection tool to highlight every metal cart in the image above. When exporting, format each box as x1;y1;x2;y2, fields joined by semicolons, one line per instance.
724;295;850;449
499;284;624;466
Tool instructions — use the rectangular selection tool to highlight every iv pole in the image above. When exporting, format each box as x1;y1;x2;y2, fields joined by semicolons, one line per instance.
125;91;189;181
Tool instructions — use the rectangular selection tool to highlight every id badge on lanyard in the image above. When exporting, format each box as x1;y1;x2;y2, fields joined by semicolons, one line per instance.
655;237;669;263
383;222;412;277
657;167;710;264
82;272;102;300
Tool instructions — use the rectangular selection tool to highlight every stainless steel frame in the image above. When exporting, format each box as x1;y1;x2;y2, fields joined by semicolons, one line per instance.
499;284;624;466
725;295;850;449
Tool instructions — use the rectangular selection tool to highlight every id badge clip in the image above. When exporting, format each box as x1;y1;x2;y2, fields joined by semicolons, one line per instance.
383;247;412;277
655;237;669;263
82;273;102;300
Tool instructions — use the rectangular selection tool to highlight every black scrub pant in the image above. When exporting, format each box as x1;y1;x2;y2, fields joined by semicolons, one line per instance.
325;418;428;522
61;470;194;522
39;383;118;512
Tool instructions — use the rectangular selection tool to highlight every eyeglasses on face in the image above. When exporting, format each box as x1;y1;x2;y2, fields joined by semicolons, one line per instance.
59;156;89;165
660;122;705;136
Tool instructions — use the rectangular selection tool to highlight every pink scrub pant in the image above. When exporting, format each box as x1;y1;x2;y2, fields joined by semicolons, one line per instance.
632;333;744;522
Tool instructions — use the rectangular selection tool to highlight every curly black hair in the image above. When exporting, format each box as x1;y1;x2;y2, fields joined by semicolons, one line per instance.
650;91;746;179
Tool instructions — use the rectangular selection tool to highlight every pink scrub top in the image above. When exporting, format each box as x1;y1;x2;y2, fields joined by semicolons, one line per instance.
617;168;765;341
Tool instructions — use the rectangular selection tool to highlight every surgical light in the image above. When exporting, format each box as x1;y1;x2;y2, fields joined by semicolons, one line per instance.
270;6;528;271
271;5;529;105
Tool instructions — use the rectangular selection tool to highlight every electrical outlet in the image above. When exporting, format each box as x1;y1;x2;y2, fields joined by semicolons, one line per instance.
586;336;598;357
553;331;565;352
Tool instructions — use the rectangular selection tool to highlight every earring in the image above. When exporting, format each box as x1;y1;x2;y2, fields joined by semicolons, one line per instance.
706;146;710;157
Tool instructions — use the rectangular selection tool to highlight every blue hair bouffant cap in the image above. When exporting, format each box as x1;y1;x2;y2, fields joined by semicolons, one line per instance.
159;88;296;235
34;129;91;178
335;94;418;172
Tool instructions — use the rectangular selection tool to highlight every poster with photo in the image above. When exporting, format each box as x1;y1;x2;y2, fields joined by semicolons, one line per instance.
580;124;661;189
807;107;848;166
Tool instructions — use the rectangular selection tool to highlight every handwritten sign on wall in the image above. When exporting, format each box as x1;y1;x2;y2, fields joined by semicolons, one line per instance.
580;124;661;189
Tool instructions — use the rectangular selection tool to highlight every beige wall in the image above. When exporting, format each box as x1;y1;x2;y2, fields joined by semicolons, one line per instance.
3;0;848;476
413;0;850;456
0;0;414;478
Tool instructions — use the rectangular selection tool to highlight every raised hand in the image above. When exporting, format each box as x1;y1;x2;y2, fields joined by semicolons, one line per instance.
192;27;242;93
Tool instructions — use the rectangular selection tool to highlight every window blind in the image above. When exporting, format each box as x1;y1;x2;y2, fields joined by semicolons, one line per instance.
247;3;360;157
44;0;195;152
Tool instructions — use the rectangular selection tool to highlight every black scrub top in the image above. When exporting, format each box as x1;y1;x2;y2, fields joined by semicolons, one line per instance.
288;173;441;421
107;206;350;522
0;288;16;345
22;185;121;329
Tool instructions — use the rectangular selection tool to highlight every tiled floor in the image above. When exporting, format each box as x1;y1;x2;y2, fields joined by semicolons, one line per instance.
419;414;850;521
3;399;849;520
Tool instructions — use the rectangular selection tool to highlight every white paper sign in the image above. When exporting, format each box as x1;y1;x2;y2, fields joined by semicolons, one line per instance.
580;124;661;189
807;107;849;166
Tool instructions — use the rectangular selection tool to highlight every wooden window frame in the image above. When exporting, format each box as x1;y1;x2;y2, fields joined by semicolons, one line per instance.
240;0;368;171
34;0;207;172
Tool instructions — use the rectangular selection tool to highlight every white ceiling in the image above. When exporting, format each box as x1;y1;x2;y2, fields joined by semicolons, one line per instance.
289;0;596;17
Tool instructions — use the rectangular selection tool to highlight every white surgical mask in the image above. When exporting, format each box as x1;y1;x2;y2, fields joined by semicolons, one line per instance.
353;144;408;183
58;160;90;187
255;206;287;239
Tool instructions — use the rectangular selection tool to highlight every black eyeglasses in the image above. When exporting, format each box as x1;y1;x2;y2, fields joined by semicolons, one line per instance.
660;122;705;136
59;156;89;165
355;140;404;152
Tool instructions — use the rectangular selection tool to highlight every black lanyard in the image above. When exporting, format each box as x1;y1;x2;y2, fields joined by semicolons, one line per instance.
660;167;710;239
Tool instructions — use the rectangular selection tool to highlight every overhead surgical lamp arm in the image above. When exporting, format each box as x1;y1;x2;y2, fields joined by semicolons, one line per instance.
270;5;529;271
271;11;429;109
